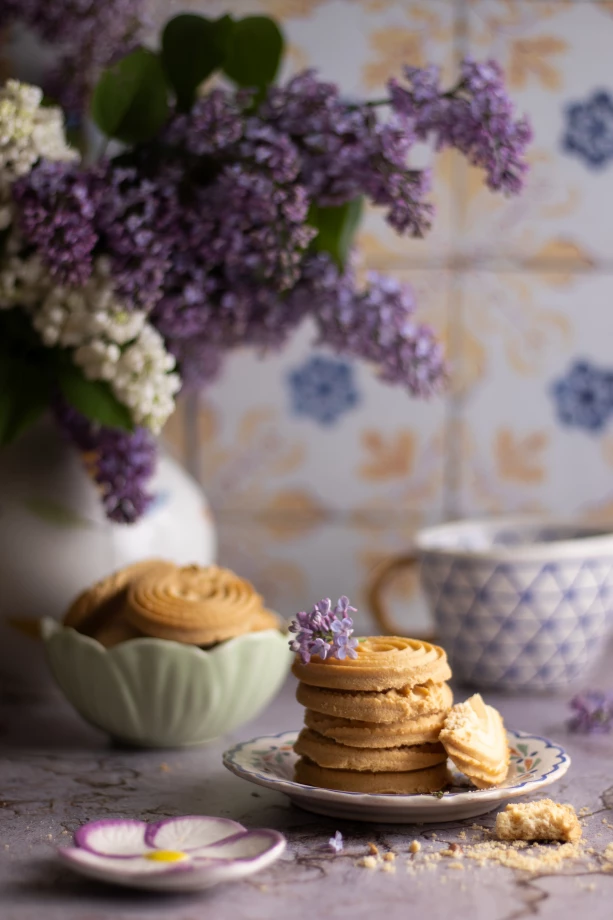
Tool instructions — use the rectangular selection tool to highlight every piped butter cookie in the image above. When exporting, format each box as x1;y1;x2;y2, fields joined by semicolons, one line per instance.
294;758;450;794
304;708;446;748
296;680;453;723
292;636;451;692
294;728;447;772
126;563;266;645
440;693;509;788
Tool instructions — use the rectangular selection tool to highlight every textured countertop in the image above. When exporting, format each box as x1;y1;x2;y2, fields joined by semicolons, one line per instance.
2;653;613;920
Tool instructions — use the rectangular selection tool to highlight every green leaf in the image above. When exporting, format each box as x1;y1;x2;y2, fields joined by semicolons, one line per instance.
308;197;364;268
91;47;169;144
0;362;49;447
24;498;91;529
162;14;235;111
58;365;134;431
223;16;284;90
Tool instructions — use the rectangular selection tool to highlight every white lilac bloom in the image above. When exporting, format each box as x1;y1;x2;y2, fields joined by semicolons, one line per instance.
32;259;180;432
0;79;76;228
58;816;286;892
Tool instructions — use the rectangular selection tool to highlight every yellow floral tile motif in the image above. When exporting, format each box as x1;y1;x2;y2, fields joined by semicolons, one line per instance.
506;36;568;91
461;426;547;516
458;273;573;393
363;28;425;89
254;488;330;539
358;429;415;481
256;0;327;17
197;401;307;513
495;428;549;485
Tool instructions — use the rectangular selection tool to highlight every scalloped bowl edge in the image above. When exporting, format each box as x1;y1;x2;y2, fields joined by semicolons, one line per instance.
41;618;292;748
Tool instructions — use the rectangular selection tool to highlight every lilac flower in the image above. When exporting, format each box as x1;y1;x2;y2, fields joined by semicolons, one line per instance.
303;258;447;397
261;70;434;236
389;58;532;194
568;691;613;734
327;831;344;854
13;161;100;287
53;399;156;524
0;0;148;114
288;597;359;664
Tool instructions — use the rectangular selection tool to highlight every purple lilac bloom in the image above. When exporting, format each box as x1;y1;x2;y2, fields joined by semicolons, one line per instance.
327;831;344;854
94;163;180;313
289;596;358;664
568;691;613;734
0;0;148;114
389;58;532;194
293;256;447;397
13;162;100;287
164;90;245;156
260;70;433;236
53;399;156;524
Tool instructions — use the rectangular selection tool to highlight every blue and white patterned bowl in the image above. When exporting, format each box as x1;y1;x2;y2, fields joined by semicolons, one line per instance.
416;516;613;692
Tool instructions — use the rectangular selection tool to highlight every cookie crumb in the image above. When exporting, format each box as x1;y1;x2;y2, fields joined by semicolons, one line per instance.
496;800;581;843
381;862;396;874
359;855;378;869
409;840;421;854
159;763;171;773
604;843;613;862
448;862;465;870
383;852;396;862
368;842;379;856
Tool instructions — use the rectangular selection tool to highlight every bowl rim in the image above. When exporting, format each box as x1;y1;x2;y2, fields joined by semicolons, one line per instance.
415;514;613;562
40;617;291;660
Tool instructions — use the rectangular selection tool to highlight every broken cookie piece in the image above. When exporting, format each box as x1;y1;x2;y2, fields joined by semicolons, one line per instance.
495;799;581;843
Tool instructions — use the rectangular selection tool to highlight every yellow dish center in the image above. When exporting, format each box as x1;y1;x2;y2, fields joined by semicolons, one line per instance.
145;850;187;863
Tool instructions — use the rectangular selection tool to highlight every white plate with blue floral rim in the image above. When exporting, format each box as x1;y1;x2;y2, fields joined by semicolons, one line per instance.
223;729;571;824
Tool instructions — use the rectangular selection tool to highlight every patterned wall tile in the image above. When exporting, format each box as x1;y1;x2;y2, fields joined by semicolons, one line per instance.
452;268;613;519
460;0;613;268
195;268;450;517
149;0;458;265
217;515;432;634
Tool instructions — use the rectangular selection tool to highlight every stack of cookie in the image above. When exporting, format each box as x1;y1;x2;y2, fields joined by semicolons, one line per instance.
292;637;454;793
64;560;280;648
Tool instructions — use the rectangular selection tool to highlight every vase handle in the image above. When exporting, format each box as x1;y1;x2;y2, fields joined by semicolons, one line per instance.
367;553;436;642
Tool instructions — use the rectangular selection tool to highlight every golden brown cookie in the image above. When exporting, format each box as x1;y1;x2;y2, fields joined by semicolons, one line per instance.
92;618;144;649
294;728;447;772
296;680;453;723
64;559;170;635
495;800;581;843
304;708;446;748
292;636;451;691
249;609;283;632
294;758;450;795
440;694;509;788
126;563;265;645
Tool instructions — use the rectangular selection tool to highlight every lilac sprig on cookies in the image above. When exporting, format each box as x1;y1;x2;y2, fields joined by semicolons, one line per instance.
289;597;359;664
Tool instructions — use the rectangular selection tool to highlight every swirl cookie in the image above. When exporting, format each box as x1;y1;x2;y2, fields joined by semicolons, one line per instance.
126;563;268;645
296;680;453;723
64;559;170;636
294;728;447;772
295;759;450;795
439;694;509;788
292;636;451;691
304;709;446;748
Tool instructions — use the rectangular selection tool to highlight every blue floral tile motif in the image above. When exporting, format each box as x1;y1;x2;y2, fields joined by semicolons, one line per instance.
562;90;613;169
551;359;613;432
288;355;359;426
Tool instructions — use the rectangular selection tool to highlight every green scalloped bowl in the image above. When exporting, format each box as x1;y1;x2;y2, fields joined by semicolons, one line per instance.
41;619;292;748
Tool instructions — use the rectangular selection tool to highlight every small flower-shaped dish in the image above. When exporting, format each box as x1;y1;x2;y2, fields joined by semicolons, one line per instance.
41;618;291;748
59;816;286;891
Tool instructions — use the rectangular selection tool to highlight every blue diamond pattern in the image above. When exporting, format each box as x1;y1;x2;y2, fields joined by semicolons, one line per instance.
423;554;613;690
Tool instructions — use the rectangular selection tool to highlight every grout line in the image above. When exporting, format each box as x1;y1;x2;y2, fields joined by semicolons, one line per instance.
441;0;470;522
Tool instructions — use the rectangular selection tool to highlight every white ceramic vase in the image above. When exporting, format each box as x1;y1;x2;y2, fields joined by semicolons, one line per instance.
0;420;216;700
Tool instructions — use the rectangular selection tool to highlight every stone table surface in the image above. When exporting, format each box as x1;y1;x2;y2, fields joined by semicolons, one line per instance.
2;657;613;920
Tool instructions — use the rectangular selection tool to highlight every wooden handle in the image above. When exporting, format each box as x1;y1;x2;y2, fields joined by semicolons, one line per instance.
367;553;436;641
